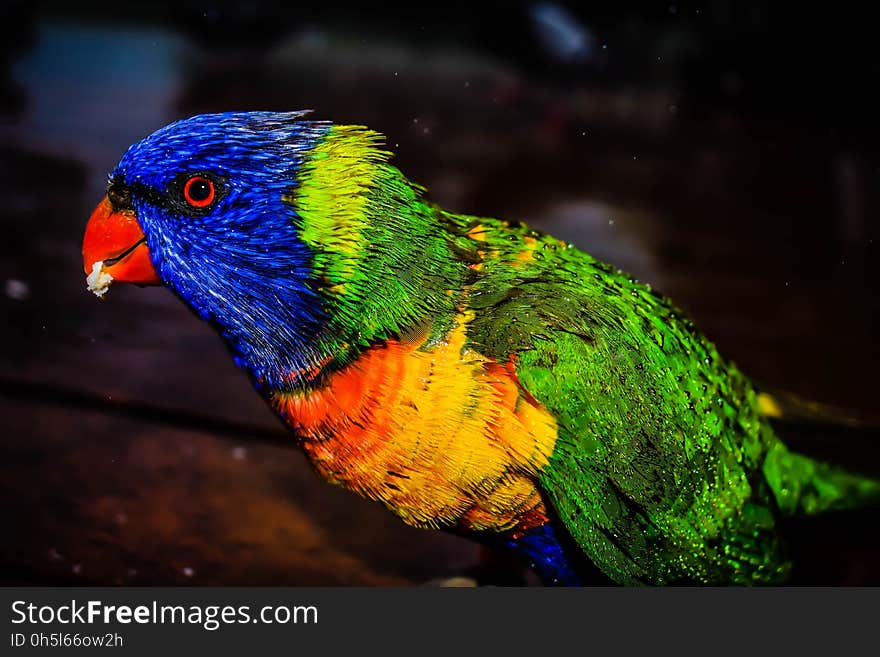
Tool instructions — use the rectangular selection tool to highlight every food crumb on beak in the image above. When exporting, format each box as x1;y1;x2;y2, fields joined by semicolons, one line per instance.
86;261;114;298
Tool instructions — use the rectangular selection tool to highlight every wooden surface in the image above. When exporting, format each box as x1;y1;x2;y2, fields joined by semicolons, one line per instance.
1;11;878;585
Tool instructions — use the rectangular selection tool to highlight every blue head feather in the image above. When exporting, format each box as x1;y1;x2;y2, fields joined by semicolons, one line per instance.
113;111;332;389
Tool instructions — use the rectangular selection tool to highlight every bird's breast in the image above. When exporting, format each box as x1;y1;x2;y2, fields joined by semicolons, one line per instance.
270;313;558;534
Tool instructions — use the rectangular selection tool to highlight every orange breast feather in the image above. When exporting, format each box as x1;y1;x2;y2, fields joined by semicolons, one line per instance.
271;314;558;534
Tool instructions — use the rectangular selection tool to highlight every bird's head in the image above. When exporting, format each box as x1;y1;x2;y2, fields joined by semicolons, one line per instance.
82;111;465;390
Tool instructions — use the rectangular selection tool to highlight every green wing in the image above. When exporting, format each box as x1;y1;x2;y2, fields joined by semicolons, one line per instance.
463;220;790;584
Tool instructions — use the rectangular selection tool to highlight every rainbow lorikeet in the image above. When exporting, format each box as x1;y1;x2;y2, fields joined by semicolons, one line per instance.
81;111;879;585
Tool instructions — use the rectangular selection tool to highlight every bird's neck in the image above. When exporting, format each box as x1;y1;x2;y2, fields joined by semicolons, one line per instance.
212;125;476;393
263;126;474;390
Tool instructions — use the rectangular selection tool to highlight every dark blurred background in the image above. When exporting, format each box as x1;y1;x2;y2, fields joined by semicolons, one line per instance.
1;0;878;585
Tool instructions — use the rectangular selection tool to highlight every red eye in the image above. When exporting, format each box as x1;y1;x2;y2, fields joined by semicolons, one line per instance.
183;175;215;208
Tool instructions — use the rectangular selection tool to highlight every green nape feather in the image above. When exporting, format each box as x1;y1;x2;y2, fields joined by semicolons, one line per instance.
289;125;468;366
293;124;879;585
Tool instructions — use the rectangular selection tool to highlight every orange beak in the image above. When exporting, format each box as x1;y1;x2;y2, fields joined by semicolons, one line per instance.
82;197;160;285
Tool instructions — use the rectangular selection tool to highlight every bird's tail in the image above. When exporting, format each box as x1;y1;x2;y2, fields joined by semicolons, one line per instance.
757;387;880;516
763;442;880;516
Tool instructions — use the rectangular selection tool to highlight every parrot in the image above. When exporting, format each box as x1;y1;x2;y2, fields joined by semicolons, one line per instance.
81;111;879;585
